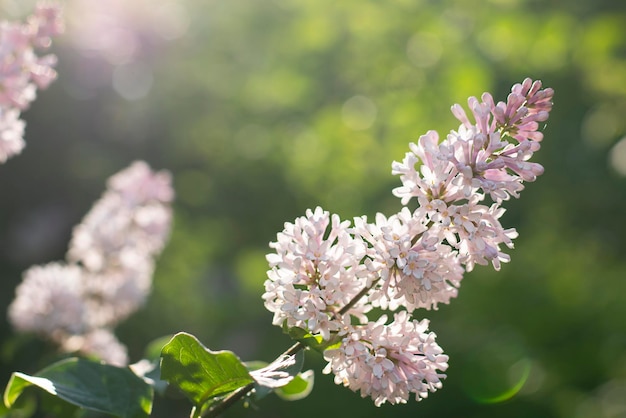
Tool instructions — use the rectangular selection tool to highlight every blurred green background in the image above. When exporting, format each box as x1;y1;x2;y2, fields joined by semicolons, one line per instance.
1;0;626;417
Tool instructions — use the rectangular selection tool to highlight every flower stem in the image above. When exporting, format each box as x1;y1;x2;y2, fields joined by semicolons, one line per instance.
337;279;377;316
202;382;255;418
203;279;377;417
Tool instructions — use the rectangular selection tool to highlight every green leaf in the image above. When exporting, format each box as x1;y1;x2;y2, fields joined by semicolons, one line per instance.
159;332;255;410
127;335;175;396
39;390;81;417
282;324;341;353
275;370;315;401
129;359;168;396
0;397;12;416
0;384;37;418
3;358;153;418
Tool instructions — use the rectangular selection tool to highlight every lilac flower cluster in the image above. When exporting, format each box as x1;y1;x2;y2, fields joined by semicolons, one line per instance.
0;2;63;163
263;79;554;406
8;161;173;366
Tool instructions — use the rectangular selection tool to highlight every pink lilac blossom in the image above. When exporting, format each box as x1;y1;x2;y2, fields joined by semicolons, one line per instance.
0;109;25;161
0;2;63;163
394;78;554;206
323;311;448;406
8;263;87;336
349;208;463;312
68;161;173;327
262;207;369;341
62;328;129;367
264;79;553;405
7;161;173;366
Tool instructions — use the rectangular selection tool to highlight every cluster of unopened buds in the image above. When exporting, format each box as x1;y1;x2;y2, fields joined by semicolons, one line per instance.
8;161;174;366
263;78;554;406
0;2;63;163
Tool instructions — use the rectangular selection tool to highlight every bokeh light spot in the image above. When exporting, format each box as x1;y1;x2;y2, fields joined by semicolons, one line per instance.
477;22;515;61
233;124;272;160
461;331;532;404
234;248;270;296
582;106;620;148
473;357;531;404
490;358;532;403
152;1;190;40
112;61;154;100
341;95;377;131
406;32;442;68
598;379;626;417
609;136;626;176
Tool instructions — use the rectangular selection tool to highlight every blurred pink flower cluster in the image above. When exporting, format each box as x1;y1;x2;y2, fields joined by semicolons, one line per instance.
263;79;554;406
0;1;63;163
8;161;174;366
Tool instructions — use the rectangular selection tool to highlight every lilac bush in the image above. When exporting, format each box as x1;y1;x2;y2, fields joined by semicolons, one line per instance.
2;2;555;417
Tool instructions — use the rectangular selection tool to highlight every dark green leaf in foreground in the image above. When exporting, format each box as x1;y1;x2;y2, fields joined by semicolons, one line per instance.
3;357;153;418
160;332;255;410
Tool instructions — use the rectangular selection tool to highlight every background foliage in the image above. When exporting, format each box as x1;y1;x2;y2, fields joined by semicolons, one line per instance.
1;0;626;416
